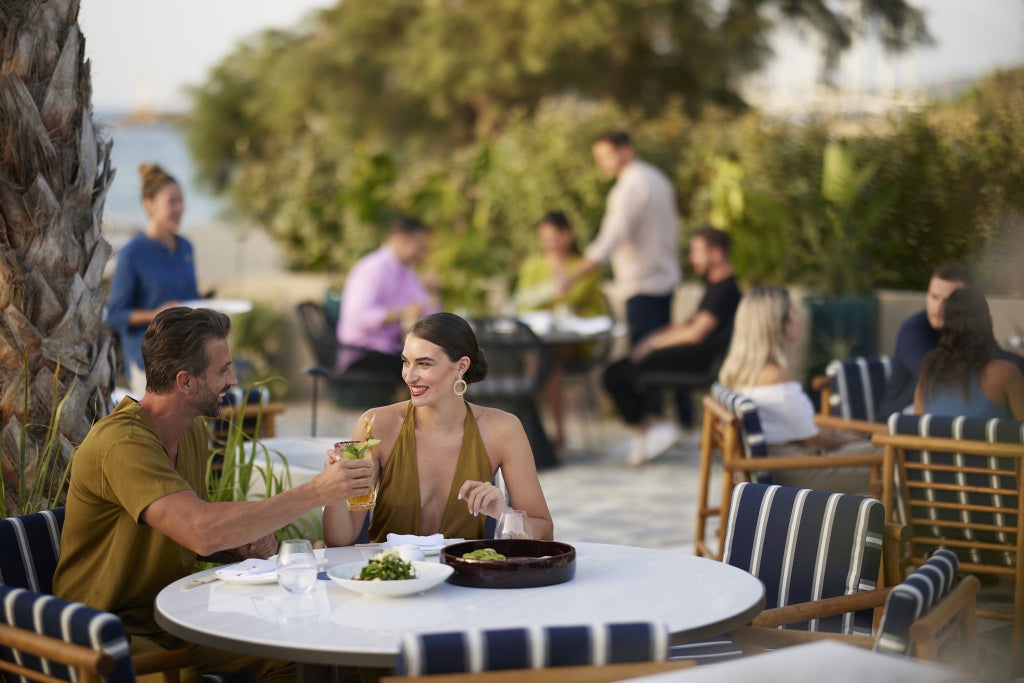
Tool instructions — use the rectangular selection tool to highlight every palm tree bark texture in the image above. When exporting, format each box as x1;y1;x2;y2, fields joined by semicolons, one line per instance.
0;0;116;513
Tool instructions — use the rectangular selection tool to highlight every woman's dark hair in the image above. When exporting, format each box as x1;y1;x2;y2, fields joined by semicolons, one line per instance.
919;287;997;402
536;210;580;255
142;307;232;393
408;312;489;383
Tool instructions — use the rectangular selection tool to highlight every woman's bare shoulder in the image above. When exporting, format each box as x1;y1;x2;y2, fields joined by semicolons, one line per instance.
356;401;408;437
752;363;789;386
467;403;523;439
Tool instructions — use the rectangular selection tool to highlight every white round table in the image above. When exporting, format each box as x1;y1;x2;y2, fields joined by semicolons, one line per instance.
155;542;765;670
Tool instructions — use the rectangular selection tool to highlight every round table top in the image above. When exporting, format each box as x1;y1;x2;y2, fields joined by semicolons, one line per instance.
155;542;765;668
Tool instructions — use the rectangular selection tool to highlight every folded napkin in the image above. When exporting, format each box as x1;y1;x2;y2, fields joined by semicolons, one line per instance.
384;533;447;552
215;558;277;579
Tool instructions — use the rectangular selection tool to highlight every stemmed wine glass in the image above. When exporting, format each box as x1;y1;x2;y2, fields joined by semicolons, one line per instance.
276;539;318;595
495;510;533;540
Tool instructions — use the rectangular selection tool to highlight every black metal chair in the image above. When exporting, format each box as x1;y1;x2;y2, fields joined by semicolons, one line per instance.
467;317;557;470
294;300;404;434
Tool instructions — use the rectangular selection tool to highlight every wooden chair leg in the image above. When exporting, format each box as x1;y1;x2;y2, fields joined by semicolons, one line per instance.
694;406;716;558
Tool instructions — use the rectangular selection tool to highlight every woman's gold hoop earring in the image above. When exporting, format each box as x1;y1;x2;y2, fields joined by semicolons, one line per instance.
453;375;468;396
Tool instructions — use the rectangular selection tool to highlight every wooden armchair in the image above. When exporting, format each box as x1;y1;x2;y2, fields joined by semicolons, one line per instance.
671;483;900;664
694;383;886;560
0;509;241;683
731;549;980;670
873;412;1024;675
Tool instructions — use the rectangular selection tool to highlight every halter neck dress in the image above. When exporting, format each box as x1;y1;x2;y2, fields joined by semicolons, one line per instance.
368;401;493;542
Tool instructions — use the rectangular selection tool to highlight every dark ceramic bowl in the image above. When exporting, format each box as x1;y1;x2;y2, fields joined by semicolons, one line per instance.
440;539;576;588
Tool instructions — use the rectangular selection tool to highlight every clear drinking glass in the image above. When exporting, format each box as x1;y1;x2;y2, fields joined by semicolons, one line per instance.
495;510;533;540
276;539;318;594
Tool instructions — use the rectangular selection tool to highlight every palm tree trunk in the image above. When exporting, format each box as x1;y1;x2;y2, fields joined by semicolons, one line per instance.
0;0;117;515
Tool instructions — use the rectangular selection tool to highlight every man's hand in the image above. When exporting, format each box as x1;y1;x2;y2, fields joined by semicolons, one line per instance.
314;456;374;506
237;533;277;559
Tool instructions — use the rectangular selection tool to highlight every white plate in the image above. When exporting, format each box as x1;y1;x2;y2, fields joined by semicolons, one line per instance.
214;567;279;584
327;561;453;597
214;557;327;584
180;298;253;315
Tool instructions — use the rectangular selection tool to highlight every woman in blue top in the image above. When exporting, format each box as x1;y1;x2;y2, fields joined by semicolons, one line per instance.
915;287;1024;420
107;164;199;394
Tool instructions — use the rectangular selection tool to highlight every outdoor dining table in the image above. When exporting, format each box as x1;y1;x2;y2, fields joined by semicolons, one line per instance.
155;541;765;678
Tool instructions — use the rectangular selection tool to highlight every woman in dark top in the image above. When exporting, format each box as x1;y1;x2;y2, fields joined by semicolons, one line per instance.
914;287;1024;420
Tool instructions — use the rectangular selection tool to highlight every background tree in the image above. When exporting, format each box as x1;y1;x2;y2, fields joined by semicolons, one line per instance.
0;0;116;514
186;0;930;289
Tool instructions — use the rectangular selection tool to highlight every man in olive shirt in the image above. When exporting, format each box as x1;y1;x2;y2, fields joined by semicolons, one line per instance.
54;307;372;681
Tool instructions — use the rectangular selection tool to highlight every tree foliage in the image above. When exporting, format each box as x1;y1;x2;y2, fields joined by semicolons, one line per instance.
186;0;931;307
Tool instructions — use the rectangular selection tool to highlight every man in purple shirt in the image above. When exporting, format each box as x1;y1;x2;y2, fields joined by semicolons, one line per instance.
337;216;441;377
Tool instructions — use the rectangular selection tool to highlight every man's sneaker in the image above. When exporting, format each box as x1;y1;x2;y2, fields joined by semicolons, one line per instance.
642;420;679;462
627;435;648;467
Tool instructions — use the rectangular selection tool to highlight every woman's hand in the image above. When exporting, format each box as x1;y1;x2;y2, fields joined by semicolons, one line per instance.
458;480;509;519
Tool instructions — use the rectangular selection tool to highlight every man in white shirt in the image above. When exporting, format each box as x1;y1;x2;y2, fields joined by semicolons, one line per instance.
559;130;681;344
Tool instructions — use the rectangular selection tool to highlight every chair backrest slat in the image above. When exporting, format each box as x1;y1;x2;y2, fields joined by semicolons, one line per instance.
0;510;65;595
826;356;892;423
723;483;883;635
395;622;668;676
886;413;1022;569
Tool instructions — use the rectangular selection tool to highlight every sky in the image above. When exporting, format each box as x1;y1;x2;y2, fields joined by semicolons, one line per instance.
78;0;1024;113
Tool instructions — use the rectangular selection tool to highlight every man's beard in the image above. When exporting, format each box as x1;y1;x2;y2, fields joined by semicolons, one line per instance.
189;380;224;418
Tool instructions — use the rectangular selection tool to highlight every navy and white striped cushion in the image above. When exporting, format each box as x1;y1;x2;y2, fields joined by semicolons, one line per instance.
0;585;136;683
826;356;891;423
711;383;768;460
874;550;959;656
888;414;1022;567
724;483;884;635
0;509;64;594
396;622;668;676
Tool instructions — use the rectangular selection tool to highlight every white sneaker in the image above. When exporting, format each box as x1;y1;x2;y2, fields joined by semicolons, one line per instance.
627;435;648;467
642;420;679;462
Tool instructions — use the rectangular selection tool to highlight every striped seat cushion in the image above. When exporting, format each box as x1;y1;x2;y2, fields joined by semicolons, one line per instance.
888;414;1023;568
724;483;884;635
0;509;64;594
826;356;892;423
396;622;668;676
0;585;136;683
874;549;959;656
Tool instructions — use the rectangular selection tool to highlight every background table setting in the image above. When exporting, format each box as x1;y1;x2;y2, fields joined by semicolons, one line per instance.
155;540;765;673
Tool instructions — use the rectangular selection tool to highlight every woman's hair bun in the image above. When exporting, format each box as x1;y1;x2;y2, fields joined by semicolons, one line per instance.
139;163;178;200
463;349;488;384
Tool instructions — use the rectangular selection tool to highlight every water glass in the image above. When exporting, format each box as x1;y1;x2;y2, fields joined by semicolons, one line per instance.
495;510;533;540
276;539;317;595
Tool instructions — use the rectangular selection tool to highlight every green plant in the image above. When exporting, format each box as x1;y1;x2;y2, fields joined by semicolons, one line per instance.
205;384;320;543
0;357;75;518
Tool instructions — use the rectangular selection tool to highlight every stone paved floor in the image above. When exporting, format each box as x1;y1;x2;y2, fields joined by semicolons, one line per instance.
274;395;1016;680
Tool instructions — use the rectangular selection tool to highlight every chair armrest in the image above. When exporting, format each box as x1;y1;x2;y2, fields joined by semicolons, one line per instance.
750;587;891;628
725;452;883;472
731;625;873;653
132;648;193;682
814;415;888;436
0;623;114;677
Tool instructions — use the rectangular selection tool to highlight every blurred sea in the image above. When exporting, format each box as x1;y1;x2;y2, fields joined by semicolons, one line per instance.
95;110;226;230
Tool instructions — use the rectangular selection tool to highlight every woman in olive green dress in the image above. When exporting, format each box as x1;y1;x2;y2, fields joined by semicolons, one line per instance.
323;312;554;545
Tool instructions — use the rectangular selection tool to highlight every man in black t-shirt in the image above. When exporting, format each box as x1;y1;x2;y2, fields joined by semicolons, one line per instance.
603;227;742;465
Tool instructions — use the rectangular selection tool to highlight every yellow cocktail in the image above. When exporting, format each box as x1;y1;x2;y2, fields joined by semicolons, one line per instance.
331;439;379;511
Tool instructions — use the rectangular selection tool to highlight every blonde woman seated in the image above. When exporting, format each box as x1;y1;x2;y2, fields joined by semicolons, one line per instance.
718;286;873;494
323;312;554;545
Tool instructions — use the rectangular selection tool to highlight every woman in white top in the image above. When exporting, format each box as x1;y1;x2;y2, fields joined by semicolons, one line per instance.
718;286;872;493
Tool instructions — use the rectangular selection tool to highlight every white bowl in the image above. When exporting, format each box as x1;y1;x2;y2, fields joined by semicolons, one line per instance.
327;561;453;597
